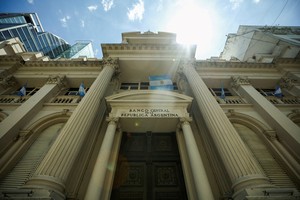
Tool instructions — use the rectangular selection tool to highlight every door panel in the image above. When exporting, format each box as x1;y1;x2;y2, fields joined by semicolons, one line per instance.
111;132;187;200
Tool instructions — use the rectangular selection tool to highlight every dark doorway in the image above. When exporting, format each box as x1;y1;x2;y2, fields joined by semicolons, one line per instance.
111;132;188;200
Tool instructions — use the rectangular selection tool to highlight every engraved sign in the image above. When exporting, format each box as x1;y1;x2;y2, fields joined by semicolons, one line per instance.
118;108;180;118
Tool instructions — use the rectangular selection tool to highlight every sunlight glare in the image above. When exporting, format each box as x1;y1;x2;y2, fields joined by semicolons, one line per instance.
165;1;217;58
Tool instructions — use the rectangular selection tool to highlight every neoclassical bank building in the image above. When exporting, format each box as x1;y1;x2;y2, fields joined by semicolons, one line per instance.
0;31;300;200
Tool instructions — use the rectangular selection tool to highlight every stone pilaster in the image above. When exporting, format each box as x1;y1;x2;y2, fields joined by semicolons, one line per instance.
179;117;214;200
0;75;64;153
84;117;119;200
181;61;270;195
25;58;118;198
232;76;300;157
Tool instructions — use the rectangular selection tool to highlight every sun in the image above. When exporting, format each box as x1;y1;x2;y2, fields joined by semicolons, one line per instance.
164;1;217;58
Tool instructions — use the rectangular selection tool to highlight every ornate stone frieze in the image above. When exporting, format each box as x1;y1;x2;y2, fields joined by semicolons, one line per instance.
0;75;17;88
279;76;297;89
231;76;251;89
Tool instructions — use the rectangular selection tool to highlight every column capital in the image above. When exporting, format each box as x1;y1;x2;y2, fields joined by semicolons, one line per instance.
231;76;251;89
106;116;119;124
0;75;17;89
179;117;192;125
179;59;196;71
47;75;66;88
102;57;119;71
279;76;297;89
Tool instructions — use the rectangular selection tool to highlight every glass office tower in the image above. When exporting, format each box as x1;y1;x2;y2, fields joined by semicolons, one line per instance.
0;13;71;59
57;41;94;59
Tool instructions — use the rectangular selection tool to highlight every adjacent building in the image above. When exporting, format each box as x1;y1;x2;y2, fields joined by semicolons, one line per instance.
220;25;300;63
57;41;94;59
0;29;299;200
0;13;95;59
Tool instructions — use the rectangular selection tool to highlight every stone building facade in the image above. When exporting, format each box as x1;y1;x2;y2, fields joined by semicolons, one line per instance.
0;31;299;199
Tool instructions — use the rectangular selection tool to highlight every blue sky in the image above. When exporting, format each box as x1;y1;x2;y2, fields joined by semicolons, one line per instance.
1;0;300;59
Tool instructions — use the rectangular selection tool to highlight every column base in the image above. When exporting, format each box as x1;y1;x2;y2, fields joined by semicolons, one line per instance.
23;175;66;199
0;188;65;200
233;187;300;200
232;175;270;192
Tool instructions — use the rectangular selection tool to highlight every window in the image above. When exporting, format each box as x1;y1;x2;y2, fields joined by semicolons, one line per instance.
209;88;232;97
120;82;178;91
64;88;89;96
120;83;139;90
140;82;149;90
11;87;39;96
256;88;275;96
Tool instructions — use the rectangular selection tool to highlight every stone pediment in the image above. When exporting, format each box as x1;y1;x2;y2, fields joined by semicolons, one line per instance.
106;90;193;104
106;91;193;132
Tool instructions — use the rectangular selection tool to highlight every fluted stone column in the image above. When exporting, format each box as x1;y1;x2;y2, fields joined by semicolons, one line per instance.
0;75;64;152
232;76;300;157
180;118;214;200
25;58;118;198
84;117;119;200
181;61;270;194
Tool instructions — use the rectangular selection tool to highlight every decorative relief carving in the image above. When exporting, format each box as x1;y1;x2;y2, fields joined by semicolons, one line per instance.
155;166;178;186
280;76;297;89
263;130;277;141
47;75;66;88
231;76;250;89
124;165;144;186
0;75;17;88
154;136;172;152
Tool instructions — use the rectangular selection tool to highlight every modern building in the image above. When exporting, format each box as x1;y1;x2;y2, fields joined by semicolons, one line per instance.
220;25;300;63
0;13;71;59
0;30;299;200
57;41;94;59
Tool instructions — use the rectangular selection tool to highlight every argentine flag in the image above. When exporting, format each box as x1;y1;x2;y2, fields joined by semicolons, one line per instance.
18;85;26;97
274;85;282;98
220;87;225;99
79;83;85;97
149;75;173;90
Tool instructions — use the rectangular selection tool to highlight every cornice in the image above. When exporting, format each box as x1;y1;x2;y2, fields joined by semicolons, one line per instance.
101;43;196;57
275;58;300;65
0;55;24;64
194;61;276;69
22;60;103;68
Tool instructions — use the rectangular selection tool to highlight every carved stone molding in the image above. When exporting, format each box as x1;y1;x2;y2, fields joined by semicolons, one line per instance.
263;130;277;141
47;75;66;88
0;75;17;88
19;130;33;141
231;76;251;89
279;76;297;89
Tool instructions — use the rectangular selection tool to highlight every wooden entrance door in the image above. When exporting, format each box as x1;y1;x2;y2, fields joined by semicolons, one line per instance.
111;132;188;200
